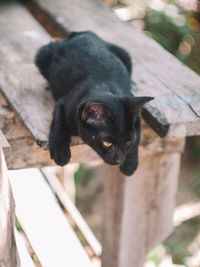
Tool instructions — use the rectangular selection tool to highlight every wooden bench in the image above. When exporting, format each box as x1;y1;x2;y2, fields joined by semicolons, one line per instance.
0;0;200;266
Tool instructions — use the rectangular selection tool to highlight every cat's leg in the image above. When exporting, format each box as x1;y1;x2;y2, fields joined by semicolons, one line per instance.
49;100;71;166
120;144;139;176
120;118;141;176
106;43;132;74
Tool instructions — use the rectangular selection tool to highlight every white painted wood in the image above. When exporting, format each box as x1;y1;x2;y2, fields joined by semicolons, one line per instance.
9;168;93;267
42;166;102;257
0;148;19;267
15;230;35;267
0;131;9;148
173;201;200;227
56;164;79;203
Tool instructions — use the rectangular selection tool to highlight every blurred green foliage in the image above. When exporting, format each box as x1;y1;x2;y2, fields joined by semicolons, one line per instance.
192;172;200;195
144;4;200;74
16;218;23;232
74;164;93;190
164;216;200;266
146;245;163;265
112;1;200;74
144;4;200;264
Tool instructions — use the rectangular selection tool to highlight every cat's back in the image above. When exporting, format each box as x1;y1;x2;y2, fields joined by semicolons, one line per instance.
46;31;130;99
47;32;106;93
66;31;103;48
50;31;128;77
53;31;112;69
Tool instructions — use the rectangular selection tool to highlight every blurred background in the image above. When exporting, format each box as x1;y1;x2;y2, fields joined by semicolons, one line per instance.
74;1;200;266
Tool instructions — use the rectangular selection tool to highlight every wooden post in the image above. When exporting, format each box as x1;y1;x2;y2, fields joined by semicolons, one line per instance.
0;146;20;267
102;133;185;267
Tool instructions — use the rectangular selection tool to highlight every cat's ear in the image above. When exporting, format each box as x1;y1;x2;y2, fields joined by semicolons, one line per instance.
79;102;112;127
121;96;154;114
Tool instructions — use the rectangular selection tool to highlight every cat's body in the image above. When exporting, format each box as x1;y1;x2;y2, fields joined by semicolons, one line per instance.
35;31;153;176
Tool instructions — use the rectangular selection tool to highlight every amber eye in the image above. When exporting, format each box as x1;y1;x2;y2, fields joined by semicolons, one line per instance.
102;141;112;147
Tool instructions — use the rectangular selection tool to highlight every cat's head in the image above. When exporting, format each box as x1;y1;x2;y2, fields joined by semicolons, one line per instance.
77;95;153;165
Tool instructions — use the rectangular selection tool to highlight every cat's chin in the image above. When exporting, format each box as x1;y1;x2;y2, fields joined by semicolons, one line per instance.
103;158;125;166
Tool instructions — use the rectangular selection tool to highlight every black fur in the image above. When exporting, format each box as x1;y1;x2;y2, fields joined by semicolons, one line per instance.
35;31;153;176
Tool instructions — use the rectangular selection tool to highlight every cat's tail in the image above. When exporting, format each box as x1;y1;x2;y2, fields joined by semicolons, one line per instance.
35;42;54;80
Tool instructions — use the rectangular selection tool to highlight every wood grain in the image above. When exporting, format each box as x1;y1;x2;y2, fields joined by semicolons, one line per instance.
1;90;185;169
0;0;199;152
28;0;200;138
103;148;182;267
1;95;185;169
0;0;53;149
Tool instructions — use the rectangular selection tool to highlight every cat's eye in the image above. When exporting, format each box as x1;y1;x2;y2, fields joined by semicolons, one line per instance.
102;141;112;147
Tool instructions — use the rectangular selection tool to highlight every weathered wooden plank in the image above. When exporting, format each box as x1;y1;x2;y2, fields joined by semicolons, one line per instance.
0;91;98;169
102;146;183;267
27;0;200;138
9;168;94;267
0;0;53;149
0;0;199;152
0;1;84;149
1;92;185;169
42;166;102;257
0;148;20;267
1;90;185;169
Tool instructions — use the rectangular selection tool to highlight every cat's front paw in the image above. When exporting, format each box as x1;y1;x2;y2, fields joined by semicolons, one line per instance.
50;145;71;166
119;158;138;176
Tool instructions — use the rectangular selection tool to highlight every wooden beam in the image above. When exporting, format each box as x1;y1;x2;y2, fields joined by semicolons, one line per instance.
1;89;185;169
102;141;184;267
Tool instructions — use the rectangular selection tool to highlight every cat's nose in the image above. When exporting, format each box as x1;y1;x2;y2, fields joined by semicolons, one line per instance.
115;158;123;164
114;152;124;164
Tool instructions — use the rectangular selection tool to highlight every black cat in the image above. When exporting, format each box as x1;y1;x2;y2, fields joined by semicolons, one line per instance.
35;31;153;176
